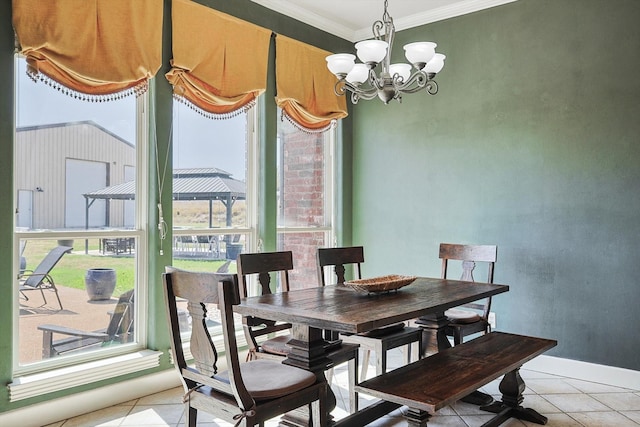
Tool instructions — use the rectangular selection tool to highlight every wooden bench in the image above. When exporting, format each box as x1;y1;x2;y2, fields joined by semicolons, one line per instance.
355;331;557;427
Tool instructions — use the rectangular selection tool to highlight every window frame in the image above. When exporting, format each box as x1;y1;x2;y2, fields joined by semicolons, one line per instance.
12;56;150;375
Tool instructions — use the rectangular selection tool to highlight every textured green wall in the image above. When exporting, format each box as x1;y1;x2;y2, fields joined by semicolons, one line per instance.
352;0;640;370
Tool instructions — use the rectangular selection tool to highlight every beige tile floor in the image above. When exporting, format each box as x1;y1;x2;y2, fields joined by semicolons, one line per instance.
44;348;640;427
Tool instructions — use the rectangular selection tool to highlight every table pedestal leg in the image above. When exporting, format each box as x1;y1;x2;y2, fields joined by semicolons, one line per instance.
404;408;431;427
281;324;334;427
415;312;493;406
415;312;451;356
480;368;548;426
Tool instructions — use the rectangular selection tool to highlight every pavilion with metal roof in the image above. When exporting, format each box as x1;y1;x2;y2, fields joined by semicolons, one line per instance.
83;168;246;228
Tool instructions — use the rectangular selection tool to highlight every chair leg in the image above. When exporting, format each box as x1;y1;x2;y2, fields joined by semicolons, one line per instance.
52;287;64;310
185;405;197;427
454;329;463;346
348;353;358;413
376;346;387;376
405;343;413;365
39;288;48;307
360;349;371;380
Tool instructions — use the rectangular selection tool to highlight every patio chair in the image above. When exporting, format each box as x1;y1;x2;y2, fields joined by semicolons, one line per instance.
37;289;134;358
163;268;326;427
19;245;72;310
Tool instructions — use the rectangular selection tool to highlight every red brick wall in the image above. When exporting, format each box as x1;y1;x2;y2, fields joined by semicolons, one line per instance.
279;127;328;288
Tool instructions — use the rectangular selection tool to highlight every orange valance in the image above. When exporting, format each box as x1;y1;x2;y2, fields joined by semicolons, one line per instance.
12;0;163;100
166;0;272;117
275;36;348;132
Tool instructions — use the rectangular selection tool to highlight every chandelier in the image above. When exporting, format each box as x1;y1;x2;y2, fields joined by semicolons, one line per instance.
326;0;446;105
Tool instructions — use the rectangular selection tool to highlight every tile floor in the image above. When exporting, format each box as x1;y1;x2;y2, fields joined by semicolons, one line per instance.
43;348;640;427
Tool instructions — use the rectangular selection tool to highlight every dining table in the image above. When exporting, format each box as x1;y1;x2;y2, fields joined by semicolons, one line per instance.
234;276;509;427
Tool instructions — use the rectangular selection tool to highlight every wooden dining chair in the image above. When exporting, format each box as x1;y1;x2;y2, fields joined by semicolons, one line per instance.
317;246;423;380
237;251;360;412
439;243;498;345
163;268;327;427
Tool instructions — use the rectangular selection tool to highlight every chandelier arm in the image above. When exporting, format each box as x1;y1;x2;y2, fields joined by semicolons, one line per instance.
396;80;439;95
336;79;379;101
393;71;430;94
352;88;379;101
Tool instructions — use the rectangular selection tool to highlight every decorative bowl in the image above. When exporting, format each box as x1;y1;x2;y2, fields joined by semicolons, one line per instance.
345;274;417;293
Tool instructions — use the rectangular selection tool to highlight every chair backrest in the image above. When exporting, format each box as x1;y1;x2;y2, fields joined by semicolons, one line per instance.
104;289;135;343
236;252;294;353
22;245;73;288
237;251;293;296
439;243;497;317
162;268;254;410
317;246;364;286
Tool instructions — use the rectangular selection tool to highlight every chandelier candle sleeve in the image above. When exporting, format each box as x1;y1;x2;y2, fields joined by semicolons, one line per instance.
325;0;446;104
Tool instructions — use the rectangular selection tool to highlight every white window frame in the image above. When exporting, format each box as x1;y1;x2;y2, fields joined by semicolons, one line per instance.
11;59;151;391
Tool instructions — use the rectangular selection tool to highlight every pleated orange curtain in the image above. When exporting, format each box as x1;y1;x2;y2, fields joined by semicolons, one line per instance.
166;0;272;117
12;0;163;100
275;36;348;132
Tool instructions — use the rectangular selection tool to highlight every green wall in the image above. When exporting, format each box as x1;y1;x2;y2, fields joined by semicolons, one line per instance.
352;0;640;370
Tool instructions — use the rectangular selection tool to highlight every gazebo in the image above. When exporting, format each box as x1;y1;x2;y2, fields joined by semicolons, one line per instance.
83;167;246;229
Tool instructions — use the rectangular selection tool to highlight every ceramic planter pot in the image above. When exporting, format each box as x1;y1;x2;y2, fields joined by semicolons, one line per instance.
85;268;117;301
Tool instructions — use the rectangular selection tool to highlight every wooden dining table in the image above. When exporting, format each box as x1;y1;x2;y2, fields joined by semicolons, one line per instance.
234;276;509;426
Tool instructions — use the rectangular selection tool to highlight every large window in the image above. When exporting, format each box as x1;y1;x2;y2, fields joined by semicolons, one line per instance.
171;102;256;274
13;56;147;371
277;113;335;287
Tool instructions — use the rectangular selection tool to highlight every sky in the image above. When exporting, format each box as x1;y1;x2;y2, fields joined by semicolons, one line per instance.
15;58;247;180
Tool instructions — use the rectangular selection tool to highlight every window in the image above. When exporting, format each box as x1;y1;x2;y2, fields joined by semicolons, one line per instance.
171;101;256;274
13;56;147;371
276;113;335;287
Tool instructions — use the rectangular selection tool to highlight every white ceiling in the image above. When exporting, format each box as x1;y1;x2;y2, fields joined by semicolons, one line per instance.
250;0;518;41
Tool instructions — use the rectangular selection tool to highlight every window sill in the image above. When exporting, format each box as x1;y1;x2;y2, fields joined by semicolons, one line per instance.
8;349;162;402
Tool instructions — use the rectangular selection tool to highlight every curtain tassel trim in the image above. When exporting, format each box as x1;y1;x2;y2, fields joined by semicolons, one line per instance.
26;69;149;101
280;110;336;134
173;93;255;120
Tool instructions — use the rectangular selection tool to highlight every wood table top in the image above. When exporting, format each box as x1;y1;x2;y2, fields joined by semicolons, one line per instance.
235;277;509;334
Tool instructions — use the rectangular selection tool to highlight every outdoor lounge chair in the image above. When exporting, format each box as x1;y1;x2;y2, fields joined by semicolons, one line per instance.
37;290;134;358
19;245;72;310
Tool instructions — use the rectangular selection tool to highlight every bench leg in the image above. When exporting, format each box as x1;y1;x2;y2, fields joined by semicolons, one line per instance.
404;408;431;427
417;313;493;406
480;368;548;426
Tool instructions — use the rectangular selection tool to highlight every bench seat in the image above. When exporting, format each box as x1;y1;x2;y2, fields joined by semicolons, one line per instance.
356;331;557;426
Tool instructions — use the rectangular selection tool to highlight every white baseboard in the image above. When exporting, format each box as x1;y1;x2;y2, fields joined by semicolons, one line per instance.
0;370;181;427
1;356;638;427
524;355;640;391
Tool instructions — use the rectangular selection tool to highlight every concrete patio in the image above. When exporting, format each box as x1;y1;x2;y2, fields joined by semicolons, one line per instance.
19;285;123;364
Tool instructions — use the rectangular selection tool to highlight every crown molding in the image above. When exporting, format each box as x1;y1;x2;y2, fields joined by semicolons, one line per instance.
252;0;518;42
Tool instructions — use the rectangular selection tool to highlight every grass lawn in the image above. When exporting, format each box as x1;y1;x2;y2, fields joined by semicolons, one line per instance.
21;238;233;296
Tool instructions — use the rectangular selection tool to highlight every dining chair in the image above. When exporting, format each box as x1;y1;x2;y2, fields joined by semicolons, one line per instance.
317;246;423;380
163;268;327;427
237;251;360;412
439;243;498;345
